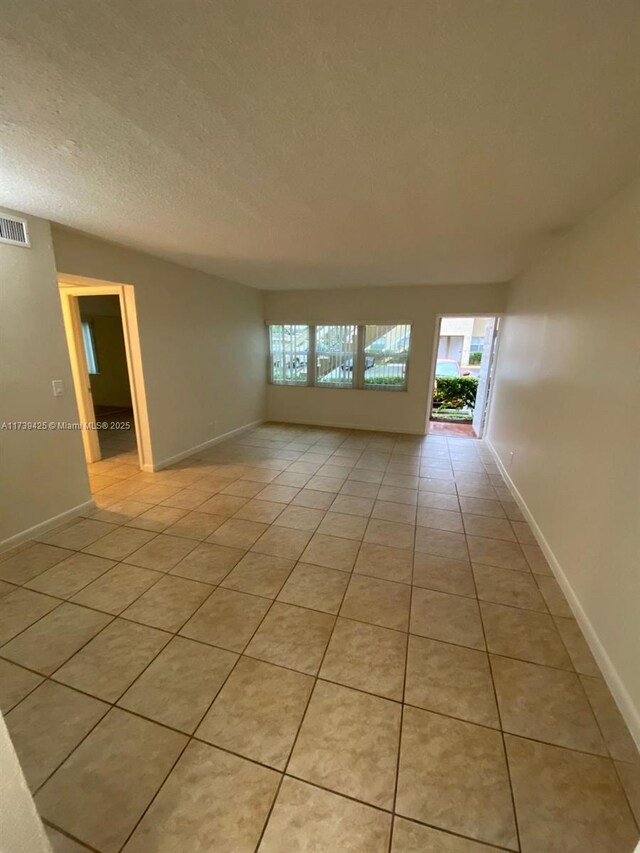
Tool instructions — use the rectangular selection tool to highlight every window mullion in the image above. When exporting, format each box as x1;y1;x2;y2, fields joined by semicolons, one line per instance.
354;325;365;389
308;326;317;387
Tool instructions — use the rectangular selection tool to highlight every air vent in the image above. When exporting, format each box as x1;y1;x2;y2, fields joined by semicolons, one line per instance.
0;214;30;247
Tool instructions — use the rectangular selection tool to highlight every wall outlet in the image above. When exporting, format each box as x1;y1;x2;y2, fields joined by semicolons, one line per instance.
51;379;64;397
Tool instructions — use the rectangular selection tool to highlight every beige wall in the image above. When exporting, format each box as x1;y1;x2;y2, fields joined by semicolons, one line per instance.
79;296;132;409
487;178;640;740
0;210;91;544
52;227;267;467
264;284;508;433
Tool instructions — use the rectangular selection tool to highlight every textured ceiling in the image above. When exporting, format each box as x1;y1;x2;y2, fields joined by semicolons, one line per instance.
1;1;640;290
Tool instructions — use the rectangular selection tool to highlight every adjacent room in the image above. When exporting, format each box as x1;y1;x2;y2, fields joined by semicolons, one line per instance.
1;3;639;853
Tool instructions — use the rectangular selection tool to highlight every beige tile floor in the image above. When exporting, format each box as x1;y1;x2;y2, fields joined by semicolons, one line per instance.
1;422;639;853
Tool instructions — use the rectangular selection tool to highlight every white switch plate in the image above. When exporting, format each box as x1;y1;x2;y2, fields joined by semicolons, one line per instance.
52;380;64;397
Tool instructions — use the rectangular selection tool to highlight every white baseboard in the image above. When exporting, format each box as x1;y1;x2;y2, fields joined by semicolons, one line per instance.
0;500;96;553
485;437;640;751
266;416;425;435
143;419;265;472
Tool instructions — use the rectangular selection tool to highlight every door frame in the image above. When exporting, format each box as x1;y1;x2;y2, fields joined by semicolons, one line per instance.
58;274;153;470
426;313;503;438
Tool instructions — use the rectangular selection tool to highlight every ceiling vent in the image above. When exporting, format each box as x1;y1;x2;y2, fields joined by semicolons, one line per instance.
0;214;30;247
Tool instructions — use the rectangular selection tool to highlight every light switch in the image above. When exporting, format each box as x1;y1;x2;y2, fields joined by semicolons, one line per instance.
52;380;64;397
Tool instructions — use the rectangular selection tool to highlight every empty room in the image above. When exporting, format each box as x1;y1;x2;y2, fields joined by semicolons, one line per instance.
0;2;639;852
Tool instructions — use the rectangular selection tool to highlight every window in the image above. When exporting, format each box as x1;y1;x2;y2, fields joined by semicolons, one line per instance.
363;324;411;389
269;325;309;384
470;336;484;354
267;323;411;391
81;320;99;374
315;325;357;387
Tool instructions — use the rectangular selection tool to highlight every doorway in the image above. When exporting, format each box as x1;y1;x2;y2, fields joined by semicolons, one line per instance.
427;315;500;438
59;276;153;486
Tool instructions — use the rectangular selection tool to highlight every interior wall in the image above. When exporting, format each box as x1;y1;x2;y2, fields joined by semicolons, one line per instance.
52;227;267;467
0;209;91;544
79;296;132;409
0;714;51;853
486;177;640;740
264;283;508;433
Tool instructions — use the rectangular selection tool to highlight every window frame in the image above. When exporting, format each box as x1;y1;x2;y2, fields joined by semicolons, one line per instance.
268;324;311;386
266;323;412;392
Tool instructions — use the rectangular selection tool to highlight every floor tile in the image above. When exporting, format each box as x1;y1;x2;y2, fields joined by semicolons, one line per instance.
491;656;606;753
133;484;184;504
414;527;468;560
306;475;344;493
160;487;212;510
553;616;600;676
580;675;640;763
121;574;212;631
272;471;312;488
169;541;244;584
291;489;336;510
0;587;60;644
289;680;401;808
124;533;196;571
259;777;391;853
82;526;156;561
198;493;249;516
329;494;375;517
1;602;111;674
220;551;294;598
36;708;187;853
245;601;334;674
417;507;464;533
220;478;266;498
615;761;640;826
535;575;572;617
45;825;93;852
320;617;406;700
418;491;460;511
234;498;285;523
377;486;418;506
0;543;73;584
481;602;572;668
354;542;413;584
371;499;417;524
197;656;313;768
71;563;162;614
119;636;237;732
317;511;367;541
256;483;300;503
392;817;498;852
419;477;458;495
41;519;118;551
405;636;499;727
466;536;527;571
397;706;517;849
520;542;552;574
6;681;108;791
92;499;153;525
180;586;270;652
300;533;360;571
506;734;638;852
458;496;506;519
126;505;187;533
55;618;170;702
123;741;279;853
364;519;415;550
164;510;227;540
0;658;43;712
411;587;485;649
412;553;475;596
277;562;349;614
473;563;547;611
462;515;516;541
340;574;411;631
272;505;325;533
251;526;312;560
25;553;115;599
207;517;269;547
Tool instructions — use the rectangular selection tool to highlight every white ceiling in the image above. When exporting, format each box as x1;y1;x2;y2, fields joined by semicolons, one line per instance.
1;1;640;290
